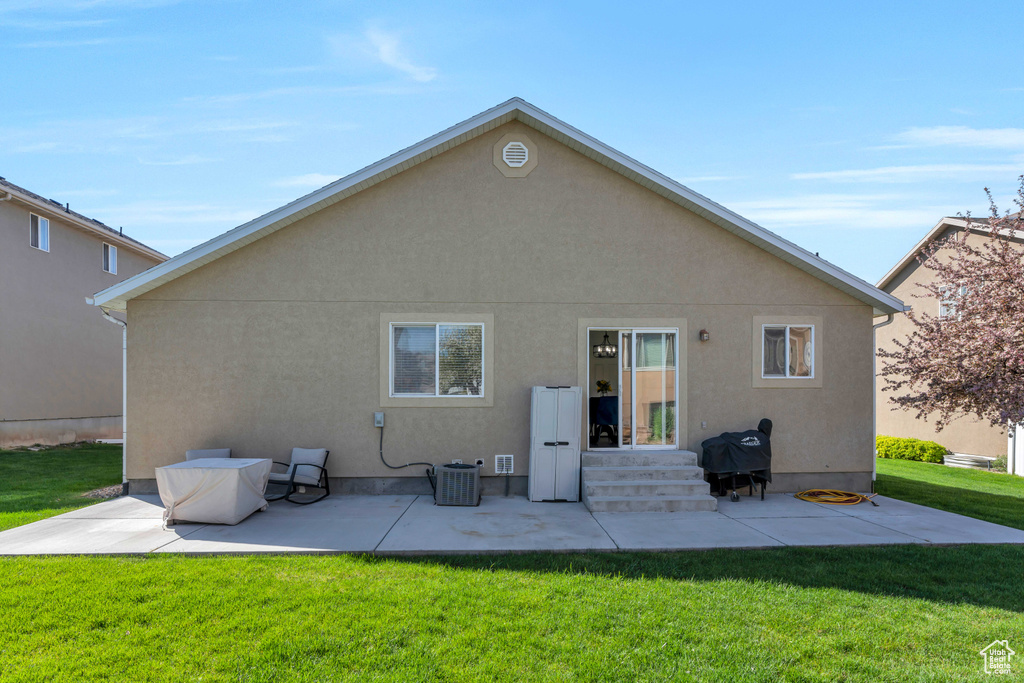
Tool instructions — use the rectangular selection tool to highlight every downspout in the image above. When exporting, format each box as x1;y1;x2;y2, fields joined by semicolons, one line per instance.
98;307;128;494
0;192;12;202
872;313;896;488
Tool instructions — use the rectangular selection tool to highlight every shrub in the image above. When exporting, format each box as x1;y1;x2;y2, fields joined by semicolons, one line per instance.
876;435;949;463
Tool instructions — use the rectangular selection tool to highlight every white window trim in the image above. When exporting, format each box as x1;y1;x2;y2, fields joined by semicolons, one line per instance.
391;321;487;397
103;243;118;274
30;214;50;252
761;324;815;380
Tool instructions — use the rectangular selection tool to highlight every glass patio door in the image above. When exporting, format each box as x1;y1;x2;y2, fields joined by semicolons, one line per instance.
618;330;677;448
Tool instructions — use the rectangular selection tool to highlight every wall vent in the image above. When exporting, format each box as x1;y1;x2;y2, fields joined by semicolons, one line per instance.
502;142;529;168
495;454;514;475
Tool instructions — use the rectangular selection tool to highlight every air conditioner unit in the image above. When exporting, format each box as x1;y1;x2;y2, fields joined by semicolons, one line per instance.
434;463;481;506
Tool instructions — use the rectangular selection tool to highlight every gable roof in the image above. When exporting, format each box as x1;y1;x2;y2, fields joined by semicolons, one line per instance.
0;176;166;262
88;97;905;315
877;215;1024;291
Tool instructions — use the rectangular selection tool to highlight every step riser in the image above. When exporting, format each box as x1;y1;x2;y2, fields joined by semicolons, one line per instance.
586;498;718;513
585;482;711;498
583;453;699;468
582;467;703;482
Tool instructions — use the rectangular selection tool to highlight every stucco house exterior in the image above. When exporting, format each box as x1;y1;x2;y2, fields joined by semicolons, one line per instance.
0;177;166;447
876;216;1024;460
89;98;904;500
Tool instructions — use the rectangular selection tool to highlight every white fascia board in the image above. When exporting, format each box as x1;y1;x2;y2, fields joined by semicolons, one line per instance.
91;96;904;315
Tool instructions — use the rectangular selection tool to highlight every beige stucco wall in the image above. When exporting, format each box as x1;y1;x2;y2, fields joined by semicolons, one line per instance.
0;200;162;443
126;121;875;487
876;226;1016;457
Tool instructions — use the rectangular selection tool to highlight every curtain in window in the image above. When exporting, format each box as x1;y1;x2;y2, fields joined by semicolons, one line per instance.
392;326;436;395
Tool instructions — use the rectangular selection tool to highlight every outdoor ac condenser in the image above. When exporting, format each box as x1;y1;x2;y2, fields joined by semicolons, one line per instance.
434;463;481;506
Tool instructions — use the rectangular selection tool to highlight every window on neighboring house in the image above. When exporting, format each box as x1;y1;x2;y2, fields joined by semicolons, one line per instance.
103;243;117;274
762;324;814;379
939;285;968;319
30;214;49;251
390;323;484;397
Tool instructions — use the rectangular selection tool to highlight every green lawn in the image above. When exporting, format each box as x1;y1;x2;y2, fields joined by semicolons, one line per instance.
1;547;1022;682
1;449;1023;680
0;443;122;532
875;457;1024;531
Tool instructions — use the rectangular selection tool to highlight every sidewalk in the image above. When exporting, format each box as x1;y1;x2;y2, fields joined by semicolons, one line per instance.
1;493;1023;555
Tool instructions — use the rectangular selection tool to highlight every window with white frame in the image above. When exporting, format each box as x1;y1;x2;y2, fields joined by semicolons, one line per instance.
102;243;117;274
29;214;49;251
390;323;484;397
939;285;967;319
762;324;814;379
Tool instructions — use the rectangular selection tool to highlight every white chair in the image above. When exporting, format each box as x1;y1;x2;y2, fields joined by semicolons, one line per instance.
266;448;330;504
185;448;232;461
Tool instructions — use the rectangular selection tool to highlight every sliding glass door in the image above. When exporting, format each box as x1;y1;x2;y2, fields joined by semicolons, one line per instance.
618;329;677;448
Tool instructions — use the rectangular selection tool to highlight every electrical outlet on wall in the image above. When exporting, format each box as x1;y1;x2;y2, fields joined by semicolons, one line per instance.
451;459;463;464
475;458;485;468
374;412;385;428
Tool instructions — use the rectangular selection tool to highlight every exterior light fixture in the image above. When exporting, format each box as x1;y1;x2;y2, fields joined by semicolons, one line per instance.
593;332;618;358
699;329;710;343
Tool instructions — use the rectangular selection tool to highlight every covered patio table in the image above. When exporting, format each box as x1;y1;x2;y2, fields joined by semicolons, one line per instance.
156;458;272;526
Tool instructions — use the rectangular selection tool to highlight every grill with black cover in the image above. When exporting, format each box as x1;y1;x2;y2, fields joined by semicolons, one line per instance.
700;419;773;501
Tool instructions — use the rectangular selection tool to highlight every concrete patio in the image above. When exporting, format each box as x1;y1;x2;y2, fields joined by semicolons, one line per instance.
2;492;1024;555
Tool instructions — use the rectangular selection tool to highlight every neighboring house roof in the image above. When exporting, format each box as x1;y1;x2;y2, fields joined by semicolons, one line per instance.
0;176;167;262
877;215;1024;291
89;97;905;315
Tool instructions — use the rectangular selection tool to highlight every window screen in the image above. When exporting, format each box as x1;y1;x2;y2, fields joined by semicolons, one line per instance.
391;323;484;397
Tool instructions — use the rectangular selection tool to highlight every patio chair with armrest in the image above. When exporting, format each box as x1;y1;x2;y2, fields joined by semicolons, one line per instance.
185;448;232;461
266;448;330;504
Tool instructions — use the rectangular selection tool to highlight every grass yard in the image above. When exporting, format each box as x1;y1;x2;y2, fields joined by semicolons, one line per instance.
1;450;1023;680
0;443;122;532
1;546;1023;682
875;457;1024;531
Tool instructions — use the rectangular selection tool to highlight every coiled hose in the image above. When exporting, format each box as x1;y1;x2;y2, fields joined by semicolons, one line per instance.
795;489;879;506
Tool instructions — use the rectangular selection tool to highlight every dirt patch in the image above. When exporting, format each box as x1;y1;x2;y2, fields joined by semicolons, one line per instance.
82;484;124;500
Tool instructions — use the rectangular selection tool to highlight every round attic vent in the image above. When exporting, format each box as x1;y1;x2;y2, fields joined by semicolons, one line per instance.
502;141;529;168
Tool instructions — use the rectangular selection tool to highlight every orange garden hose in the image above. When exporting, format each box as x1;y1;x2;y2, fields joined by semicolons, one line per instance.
795;489;879;506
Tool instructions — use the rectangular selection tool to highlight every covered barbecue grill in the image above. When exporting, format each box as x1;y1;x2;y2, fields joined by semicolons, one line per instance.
700;419;773;501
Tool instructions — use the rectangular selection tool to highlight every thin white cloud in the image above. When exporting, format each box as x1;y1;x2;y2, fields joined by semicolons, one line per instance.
728;194;940;230
364;28;437;82
792;164;1022;183
892;125;1024;150
272;173;339;189
94;201;259;226
137;155;218;166
0;17;112;29
675;175;744;184
17;37;111;48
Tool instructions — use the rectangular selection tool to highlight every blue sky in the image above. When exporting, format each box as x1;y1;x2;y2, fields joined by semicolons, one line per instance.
2;0;1022;283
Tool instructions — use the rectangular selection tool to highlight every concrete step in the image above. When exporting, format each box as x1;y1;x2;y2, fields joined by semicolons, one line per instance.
584;494;718;513
582;465;704;482
582;450;699;468
584;479;711;498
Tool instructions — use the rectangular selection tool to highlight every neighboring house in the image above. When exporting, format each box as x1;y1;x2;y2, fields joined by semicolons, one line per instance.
89;98;903;499
875;216;1024;459
0;177;166;447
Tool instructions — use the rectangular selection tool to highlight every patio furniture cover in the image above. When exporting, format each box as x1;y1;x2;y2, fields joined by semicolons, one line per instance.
156;458;272;526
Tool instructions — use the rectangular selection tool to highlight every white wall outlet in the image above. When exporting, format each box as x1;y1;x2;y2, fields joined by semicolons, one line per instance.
451;459;463;464
374;412;385;428
701;421;707;429
475;458;485;468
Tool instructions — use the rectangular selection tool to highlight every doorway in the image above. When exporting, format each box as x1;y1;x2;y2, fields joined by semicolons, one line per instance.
588;328;678;449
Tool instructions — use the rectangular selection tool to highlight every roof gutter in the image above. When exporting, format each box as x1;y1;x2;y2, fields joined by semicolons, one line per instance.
0;192;12;202
97;306;129;492
872;313;897;485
